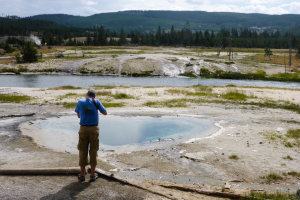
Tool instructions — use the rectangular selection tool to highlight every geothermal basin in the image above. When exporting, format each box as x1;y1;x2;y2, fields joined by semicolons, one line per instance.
20;115;218;154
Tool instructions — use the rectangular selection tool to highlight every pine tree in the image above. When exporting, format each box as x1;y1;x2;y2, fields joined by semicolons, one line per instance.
264;47;273;60
93;32;97;46
98;25;107;46
118;28;127;46
156;26;161;44
20;41;38;62
86;33;92;46
132;31;140;45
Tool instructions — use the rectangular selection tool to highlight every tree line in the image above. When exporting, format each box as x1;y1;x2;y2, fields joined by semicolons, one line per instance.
62;24;300;49
1;16;299;49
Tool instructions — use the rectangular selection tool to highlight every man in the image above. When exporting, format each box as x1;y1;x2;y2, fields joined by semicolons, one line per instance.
75;89;107;182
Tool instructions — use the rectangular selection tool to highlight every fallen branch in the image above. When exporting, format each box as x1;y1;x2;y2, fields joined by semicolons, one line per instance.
0;167;81;175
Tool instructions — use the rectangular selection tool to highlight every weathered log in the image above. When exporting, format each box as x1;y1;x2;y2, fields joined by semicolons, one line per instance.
159;183;243;199
0;167;81;175
93;167;245;199
0;113;35;119
93;168;176;200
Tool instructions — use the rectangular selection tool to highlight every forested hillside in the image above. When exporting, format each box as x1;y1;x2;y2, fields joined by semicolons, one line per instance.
0;16;87;37
29;11;300;33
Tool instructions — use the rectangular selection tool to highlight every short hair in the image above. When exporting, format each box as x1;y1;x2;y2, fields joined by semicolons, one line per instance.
87;89;96;98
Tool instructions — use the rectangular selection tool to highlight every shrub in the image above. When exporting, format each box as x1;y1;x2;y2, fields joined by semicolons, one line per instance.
283;155;293;160
229;155;239;160
266;173;283;182
200;68;210;76
20;42;38;62
113;93;133;99
4;43;15;53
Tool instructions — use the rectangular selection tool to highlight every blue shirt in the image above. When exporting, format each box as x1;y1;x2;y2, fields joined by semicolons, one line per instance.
75;98;106;126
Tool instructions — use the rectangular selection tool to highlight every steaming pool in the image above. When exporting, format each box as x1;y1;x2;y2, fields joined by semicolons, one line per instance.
21;115;218;154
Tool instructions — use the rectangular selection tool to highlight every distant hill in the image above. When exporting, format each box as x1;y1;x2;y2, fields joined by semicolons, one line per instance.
29;11;300;33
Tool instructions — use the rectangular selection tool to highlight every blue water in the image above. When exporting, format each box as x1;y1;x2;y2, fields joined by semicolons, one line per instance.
1;75;300;89
30;115;216;153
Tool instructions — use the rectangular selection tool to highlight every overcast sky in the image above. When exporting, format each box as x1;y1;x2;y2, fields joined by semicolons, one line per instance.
1;0;300;17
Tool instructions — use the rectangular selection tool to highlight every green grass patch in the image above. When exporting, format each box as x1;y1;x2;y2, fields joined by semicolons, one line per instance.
286;129;300;139
266;173;283;181
144;99;188;108
94;85;117;89
287;171;300;177
62;102;77;108
261;131;283;143
222;90;248;101
58;93;82;100
166;89;186;95
228;155;239;160
0;94;32;103
102;103;124;107
242;191;297;200
283;155;293;160
203;59;218;63
163;99;188;107
49;86;82;90
0;162;7;166
260;172;283;183
112;93;133;99
224;61;235;65
285;142;293;148
144;101;159;106
131;71;153;77
281;120;300;124
179;72;197;78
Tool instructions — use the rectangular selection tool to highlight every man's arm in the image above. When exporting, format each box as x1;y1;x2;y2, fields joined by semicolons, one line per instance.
77;113;80;118
97;100;107;116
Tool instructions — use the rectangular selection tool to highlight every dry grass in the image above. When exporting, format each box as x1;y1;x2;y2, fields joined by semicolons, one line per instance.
48;86;82;90
246;53;300;67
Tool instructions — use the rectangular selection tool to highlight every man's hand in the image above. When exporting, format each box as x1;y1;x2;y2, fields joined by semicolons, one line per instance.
102;111;107;116
77;113;80;118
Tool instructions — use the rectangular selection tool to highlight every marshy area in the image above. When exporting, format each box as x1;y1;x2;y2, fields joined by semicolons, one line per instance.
0;82;300;199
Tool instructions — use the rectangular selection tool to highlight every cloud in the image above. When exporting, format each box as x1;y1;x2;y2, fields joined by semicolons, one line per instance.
186;0;203;5
238;4;290;14
0;0;299;17
81;0;97;6
289;2;300;14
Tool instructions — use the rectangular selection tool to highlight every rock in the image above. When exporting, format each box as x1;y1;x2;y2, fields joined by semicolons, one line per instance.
259;142;263;144
225;182;231;189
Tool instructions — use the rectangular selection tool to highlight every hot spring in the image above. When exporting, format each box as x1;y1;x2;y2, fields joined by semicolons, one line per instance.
21;115;218;154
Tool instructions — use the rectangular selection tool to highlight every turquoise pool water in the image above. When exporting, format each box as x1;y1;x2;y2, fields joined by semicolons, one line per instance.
27;115;217;153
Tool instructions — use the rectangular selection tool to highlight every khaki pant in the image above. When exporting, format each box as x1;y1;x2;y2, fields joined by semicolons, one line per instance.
77;125;99;166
